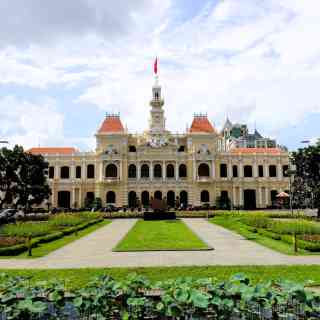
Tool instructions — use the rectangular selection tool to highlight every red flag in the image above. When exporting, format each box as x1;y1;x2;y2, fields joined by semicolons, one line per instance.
154;57;158;75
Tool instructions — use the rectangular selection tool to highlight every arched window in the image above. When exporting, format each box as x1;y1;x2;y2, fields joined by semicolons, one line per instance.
166;164;175;178
220;164;227;178
128;191;137;208
141;191;150;206
154;190;162;200
129;145;136;152
141;164;149;178
49;166;54;179
60;166;70;179
154;164;162;178
105;164;117;178
85;192;95;207
201;190;210;203
167;191;175;207
58;191;71;208
179;164;187;178
128;164;137;178
76;166;81;179
269;165;277;177
106;191;116;204
87;164;95;179
232;165;238;178
244;165;253;177
198;163;210;177
180;190;188;207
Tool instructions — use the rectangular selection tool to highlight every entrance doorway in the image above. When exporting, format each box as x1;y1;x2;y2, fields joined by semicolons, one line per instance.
128;191;137;208
244;189;256;210
154;190;162;200
167;191;175;207
58;191;71;208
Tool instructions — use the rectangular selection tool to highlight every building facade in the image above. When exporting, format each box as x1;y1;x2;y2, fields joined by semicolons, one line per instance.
30;76;290;209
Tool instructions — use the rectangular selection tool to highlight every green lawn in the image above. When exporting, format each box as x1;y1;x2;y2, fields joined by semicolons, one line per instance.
2;265;320;289
114;219;210;251
210;216;313;255
0;220;110;258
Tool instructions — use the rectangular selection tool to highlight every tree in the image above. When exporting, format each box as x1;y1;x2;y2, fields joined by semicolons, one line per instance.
291;139;320;216
0;146;51;211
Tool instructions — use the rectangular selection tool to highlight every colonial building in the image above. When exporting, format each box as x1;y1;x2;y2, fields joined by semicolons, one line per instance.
30;74;290;210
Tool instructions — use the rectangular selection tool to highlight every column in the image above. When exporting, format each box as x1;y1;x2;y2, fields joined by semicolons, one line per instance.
212;160;215;179
239;187;244;206
100;162;104;181
233;187;236;207
239;163;243;178
228;163;232;179
137;162;141;180
82;162;86;181
79;187;82;208
150;161;153;181
175;161;179;181
259;187;262;207
72;187;75;208
278;163;282;180
253;163;258;178
265;187;269;207
163;160;165;182
264;164;268;178
193;160;197;181
119;161;122;181
55;165;59;179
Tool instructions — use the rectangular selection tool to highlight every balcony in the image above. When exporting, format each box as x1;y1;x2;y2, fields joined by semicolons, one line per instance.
103;177;120;184
197;176;212;183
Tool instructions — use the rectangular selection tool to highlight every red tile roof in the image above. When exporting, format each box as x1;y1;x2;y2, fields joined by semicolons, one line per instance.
28;147;77;155
98;115;124;133
231;148;282;154
190;116;215;133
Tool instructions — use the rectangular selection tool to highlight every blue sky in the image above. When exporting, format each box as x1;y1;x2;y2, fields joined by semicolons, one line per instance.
0;0;319;151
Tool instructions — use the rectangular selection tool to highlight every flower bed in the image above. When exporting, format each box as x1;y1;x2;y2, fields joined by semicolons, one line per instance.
0;213;104;256
0;273;319;319
240;214;320;252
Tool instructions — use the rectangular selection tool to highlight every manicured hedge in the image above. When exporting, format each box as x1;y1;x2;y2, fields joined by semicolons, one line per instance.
0;219;103;256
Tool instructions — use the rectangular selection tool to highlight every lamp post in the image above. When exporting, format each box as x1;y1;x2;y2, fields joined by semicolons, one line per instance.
286;168;296;216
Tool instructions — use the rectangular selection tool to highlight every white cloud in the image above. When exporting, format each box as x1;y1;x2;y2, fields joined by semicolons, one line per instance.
0;0;320;149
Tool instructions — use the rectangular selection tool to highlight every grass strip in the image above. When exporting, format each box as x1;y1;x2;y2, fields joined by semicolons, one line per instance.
0;220;110;259
1;265;320;289
114;219;209;251
210;216;314;255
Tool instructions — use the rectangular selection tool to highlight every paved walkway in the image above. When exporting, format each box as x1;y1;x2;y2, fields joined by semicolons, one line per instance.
1;218;320;268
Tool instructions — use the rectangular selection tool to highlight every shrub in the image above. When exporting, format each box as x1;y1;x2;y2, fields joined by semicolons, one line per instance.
241;214;271;229
0;222;53;237
270;220;320;235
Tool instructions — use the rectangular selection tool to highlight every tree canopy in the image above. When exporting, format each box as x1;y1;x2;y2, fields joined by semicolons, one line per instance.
0;145;51;211
291;139;320;215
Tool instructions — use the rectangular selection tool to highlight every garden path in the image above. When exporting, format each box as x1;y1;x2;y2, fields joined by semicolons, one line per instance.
0;218;320;268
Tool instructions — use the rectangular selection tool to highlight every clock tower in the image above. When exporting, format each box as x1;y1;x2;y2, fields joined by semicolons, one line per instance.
149;75;165;134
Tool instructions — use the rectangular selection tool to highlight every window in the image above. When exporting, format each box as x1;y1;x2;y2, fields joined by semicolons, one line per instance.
244;165;253;177
60;166;70;179
141;164;149;178
154;164;162;178
270;190;278;204
232;165;238;178
201;190;210;202
128;164;136;178
49;166;54;179
220;164;227;178
129;145;136;152
105;164;117;178
258;165;264;177
87;164;95;179
198;163;210;177
282;165;289;177
269;165;277;177
179;164;187;178
166;164;175;178
76;166;81;179
106;191;116;204
178;145;185;152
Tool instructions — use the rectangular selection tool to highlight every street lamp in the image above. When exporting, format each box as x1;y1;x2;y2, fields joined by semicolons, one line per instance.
286;168;296;216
